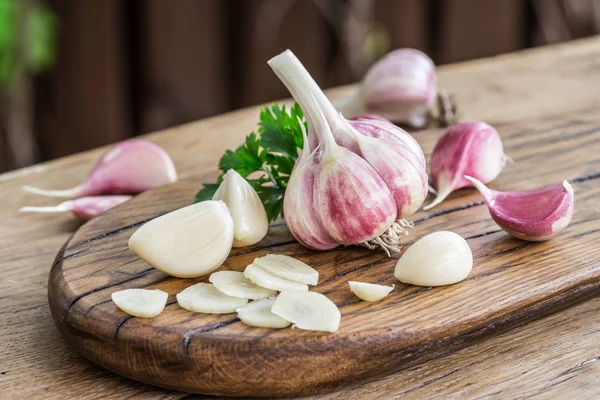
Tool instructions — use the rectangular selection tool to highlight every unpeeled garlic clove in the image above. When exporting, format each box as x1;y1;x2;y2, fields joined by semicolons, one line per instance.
253;254;319;285
236;298;291;328
394;231;473;286
176;283;248;314
212;169;268;247
348;281;394;302
111;288;168;318
209;271;277;300
271;290;341;332
129;200;234;278
465;176;575;241
244;264;309;292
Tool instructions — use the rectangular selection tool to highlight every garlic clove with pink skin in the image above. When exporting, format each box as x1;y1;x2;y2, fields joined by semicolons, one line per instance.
465;176;575;241
424;121;506;210
22;139;177;198
19;195;132;221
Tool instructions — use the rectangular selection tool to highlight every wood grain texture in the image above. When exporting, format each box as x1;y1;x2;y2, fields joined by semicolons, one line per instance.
2;38;600;399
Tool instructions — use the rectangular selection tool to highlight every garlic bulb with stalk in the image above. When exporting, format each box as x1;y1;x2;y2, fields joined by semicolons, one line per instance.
269;50;428;254
212;169;268;247
465;176;575;241
334;48;457;128
424;121;507;210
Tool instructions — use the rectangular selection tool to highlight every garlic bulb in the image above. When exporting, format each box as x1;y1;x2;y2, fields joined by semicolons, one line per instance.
176;283;248;314
425;121;506;210
466;176;575;241
253;254;319;285
394;231;473;286
271;290;341;332
209;271;276;300
129;200;234;278
244;264;309;292
236;298;291;328
111;289;168;318
269;49;428;254
213;169;268;247
348;281;394;302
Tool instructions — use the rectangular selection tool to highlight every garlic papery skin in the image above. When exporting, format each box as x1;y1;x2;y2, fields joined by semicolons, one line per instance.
349;281;394;302
212;169;268;247
465;176;575;241
394;231;473;286
424;121;506;210
128;200;234;278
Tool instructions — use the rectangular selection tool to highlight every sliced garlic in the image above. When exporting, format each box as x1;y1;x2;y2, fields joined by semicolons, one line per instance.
213;169;269;247
236;298;291;328
348;281;394;302
394;231;473;286
253;254;319;285
176;282;248;314
244;264;309;292
209;271;277;300
271;290;341;332
129;200;234;278
111;288;168;318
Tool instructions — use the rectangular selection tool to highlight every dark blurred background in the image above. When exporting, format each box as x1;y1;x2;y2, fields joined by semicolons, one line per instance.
1;0;599;173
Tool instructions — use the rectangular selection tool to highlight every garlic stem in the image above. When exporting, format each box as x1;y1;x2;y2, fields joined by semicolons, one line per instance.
21;184;82;199
20;204;70;213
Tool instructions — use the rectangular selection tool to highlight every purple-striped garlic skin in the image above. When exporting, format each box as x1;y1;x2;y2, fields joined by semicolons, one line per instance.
466;177;574;241
425;121;506;210
362;49;437;128
20;195;132;221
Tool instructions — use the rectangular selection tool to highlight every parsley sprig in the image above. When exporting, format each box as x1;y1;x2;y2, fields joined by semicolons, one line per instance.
194;104;306;222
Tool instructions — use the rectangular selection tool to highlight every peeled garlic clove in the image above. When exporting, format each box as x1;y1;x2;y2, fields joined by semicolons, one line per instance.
129;200;234;278
111;288;168;318
425;121;506;210
253;254;319;285
272;290;341;332
348;281;394;302
465;176;575;241
176;282;248;314
212;169;268;247
395;231;473;286
236;298;291;328
244;264;309;292
209;271;276;300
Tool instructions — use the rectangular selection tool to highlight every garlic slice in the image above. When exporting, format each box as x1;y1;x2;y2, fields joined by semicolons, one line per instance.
213;169;269;247
394;231;473;286
244;264;309;292
236;298;291;328
253;254;319;285
348;281;394;302
209;271;277;300
129;200;234;278
271;291;341;332
176;283;248;314
111;288;168;318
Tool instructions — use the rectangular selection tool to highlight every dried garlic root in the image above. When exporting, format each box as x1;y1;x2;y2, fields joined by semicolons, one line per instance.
348;281;394;302
253;254;319;285
272;290;340;332
209;271;276;300
176;283;248;314
244;264;309;292
111;288;168;318
236;298;291;328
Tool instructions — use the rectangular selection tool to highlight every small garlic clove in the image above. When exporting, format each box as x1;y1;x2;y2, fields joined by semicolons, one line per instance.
465;176;575;241
129;200;234;278
253;254;319;285
111;288;168;318
395;231;473;286
209;271;277;300
213;169;268;247
244;264;309;292
176;283;248;314
236;298;291;328
271;290;341;332
348;281;394;302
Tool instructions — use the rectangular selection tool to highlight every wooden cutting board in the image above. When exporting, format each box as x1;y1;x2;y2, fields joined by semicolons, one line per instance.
48;111;600;397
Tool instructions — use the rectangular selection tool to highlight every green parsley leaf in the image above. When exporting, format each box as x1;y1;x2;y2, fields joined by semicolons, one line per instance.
219;132;264;177
194;183;220;203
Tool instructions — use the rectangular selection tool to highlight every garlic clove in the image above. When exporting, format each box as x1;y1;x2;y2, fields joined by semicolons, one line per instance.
271;290;341;332
111;288;168;318
425;121;506;210
176;282;248;314
209;271;277;300
20;195;131;221
212;169;268;247
244;264;309;292
129;200;234;278
395;231;473;286
252;254;319;285
236;298;291;328
465;176;575;241
348;281;394;302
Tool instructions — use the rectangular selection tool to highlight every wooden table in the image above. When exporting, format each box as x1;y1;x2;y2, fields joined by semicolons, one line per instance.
1;38;600;399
